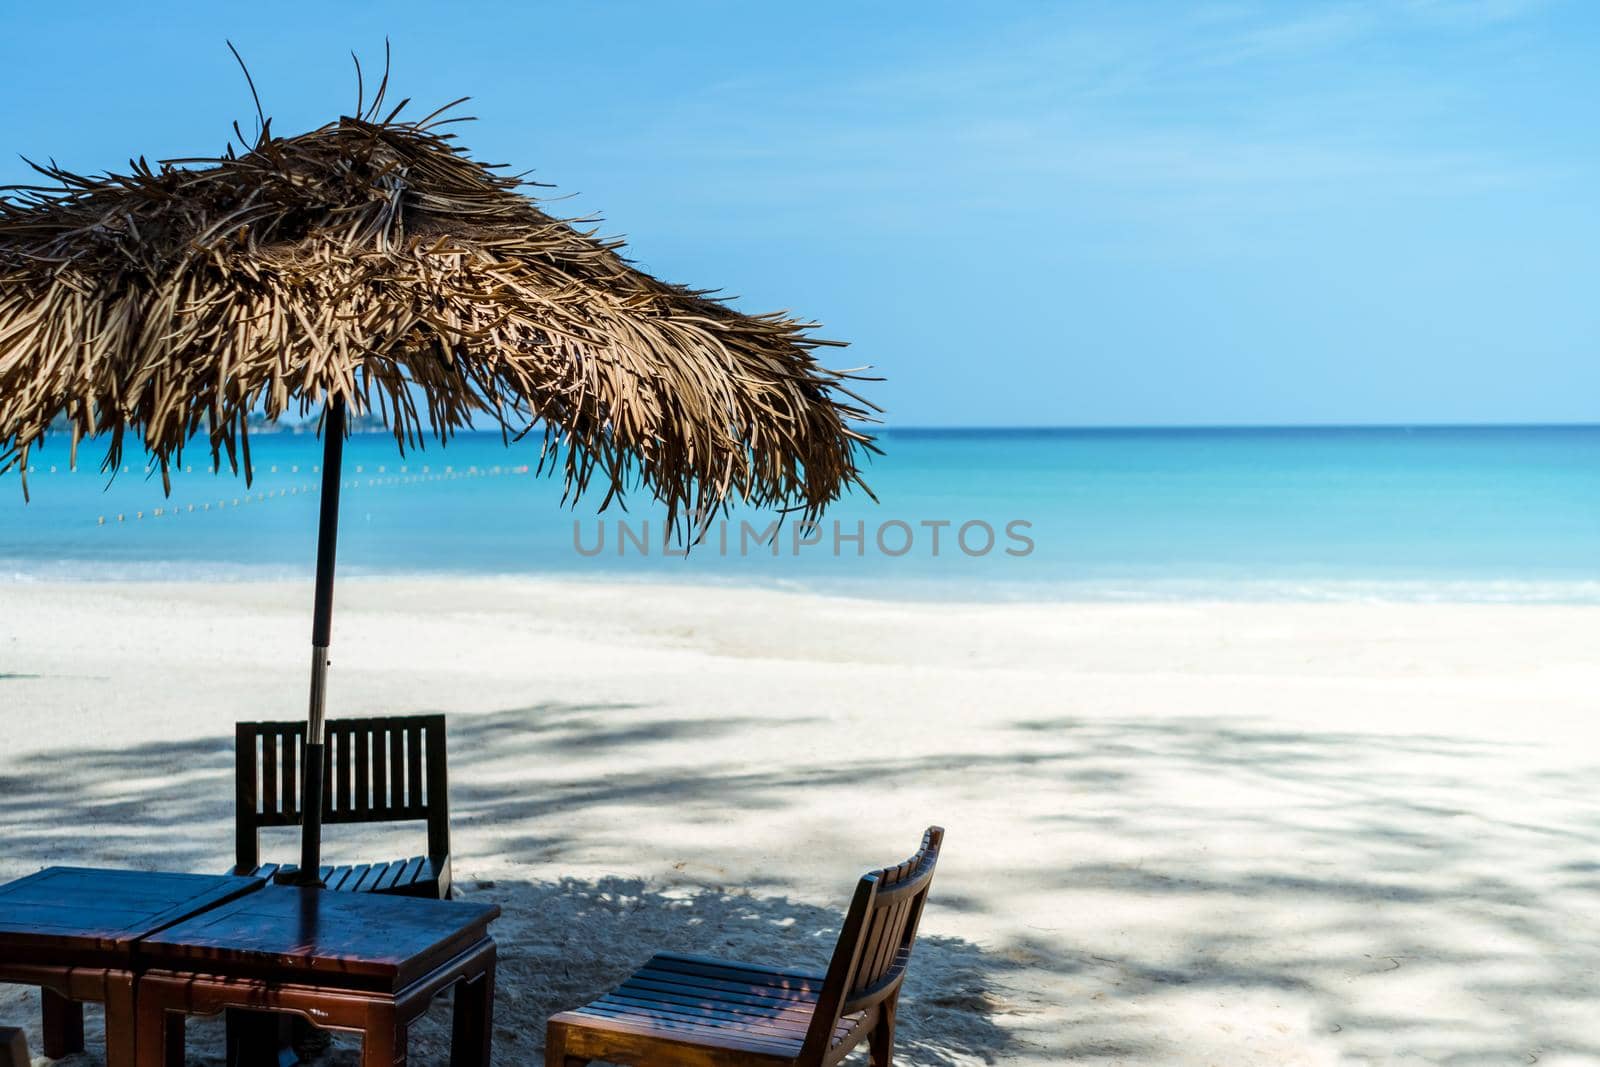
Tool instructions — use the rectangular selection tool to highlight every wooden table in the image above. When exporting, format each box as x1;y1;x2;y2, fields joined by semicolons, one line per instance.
134;884;500;1067
0;867;262;1066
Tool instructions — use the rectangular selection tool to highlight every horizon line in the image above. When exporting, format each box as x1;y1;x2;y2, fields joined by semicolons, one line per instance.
876;420;1600;433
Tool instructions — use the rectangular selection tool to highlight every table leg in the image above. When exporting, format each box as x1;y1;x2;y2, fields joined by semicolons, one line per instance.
133;981;167;1067
361;1006;408;1067
450;957;495;1067
104;976;137;1067
40;988;84;1058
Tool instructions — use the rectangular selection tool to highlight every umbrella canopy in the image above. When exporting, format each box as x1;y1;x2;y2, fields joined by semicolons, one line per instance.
0;99;876;525
0;85;877;885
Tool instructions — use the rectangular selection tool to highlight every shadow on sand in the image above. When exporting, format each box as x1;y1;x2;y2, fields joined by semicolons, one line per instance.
0;704;1017;1065
3;703;1600;1062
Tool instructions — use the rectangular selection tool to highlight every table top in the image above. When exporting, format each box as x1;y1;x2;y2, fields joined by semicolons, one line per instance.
0;866;263;968
139;884;500;992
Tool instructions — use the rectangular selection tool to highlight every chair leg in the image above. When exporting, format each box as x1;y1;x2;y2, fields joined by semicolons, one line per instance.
544;1022;588;1067
40;988;84;1058
868;998;898;1067
450;964;495;1066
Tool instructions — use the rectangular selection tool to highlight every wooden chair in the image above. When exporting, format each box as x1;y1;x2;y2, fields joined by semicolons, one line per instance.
233;714;452;899
546;826;944;1067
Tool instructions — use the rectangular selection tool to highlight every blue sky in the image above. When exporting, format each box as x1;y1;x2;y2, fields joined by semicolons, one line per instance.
1;1;1595;427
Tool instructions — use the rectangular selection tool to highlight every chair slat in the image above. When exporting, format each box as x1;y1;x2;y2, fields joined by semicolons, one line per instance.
406;722;424;811
374;858;405;893
604;987;817;1029
650;954;823;985
234;724;260;870
284;730;299;821
334;724;351;815
261;731;278;817
320;727;335;817
354;724;370;815
389;727;406;813
625;974;815;1010
592;996;809;1040
354;862;389;893
397;855;425;887
567;1005;801;1056
372;723;389;812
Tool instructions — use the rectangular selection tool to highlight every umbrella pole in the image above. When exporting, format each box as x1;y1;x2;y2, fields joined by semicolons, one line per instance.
289;396;346;888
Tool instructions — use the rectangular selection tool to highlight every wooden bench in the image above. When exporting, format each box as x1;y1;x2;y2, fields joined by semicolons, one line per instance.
233;714;452;899
545;826;944;1067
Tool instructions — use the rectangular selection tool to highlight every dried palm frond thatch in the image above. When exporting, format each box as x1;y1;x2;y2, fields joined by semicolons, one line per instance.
0;82;877;526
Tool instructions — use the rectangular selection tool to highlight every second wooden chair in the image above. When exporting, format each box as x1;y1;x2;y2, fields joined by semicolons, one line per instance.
232;714;452;899
546;826;945;1067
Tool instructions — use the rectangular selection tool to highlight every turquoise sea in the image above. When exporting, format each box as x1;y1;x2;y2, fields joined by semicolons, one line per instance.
1;426;1596;602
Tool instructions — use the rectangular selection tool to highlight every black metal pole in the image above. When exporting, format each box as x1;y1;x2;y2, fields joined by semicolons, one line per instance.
287;397;345;887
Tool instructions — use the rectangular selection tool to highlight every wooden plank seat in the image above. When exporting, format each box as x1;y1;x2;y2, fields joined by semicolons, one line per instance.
561;953;868;1060
232;714;452;900
547;827;944;1067
246;857;443;896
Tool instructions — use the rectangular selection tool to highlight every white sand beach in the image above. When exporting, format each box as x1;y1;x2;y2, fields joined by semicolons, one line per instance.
1;578;1597;1065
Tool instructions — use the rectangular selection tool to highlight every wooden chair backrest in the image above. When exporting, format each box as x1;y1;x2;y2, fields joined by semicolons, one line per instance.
234;714;450;871
802;826;944;1062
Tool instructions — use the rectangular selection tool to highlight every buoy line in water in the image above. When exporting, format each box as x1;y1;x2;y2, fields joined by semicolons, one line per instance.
88;464;534;525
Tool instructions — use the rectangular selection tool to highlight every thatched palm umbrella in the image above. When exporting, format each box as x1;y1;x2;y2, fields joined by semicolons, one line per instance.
0;81;876;884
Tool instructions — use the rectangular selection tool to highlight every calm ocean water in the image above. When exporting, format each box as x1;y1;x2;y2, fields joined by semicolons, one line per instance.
1;426;1595;602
